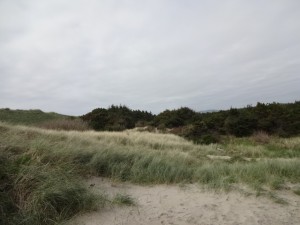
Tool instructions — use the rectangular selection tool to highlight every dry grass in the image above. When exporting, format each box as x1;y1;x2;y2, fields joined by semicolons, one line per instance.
251;131;271;144
37;118;90;131
0;122;300;224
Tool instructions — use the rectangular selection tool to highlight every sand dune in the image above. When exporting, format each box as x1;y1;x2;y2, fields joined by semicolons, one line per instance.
69;178;300;225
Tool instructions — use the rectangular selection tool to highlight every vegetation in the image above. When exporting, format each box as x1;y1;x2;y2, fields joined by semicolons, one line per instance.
153;101;300;144
81;105;154;131
0;101;299;223
80;101;300;144
0;108;90;132
0;142;98;225
2;101;300;143
152;107;197;128
38;118;90;131
0;108;68;126
112;194;135;206
1;122;299;191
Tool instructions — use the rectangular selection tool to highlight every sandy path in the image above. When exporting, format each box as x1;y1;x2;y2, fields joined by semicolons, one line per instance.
69;177;300;225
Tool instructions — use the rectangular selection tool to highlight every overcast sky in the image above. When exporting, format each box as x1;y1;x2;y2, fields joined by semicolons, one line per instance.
1;0;300;115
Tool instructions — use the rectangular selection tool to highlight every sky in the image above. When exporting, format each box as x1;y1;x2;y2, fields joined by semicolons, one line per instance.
0;0;300;115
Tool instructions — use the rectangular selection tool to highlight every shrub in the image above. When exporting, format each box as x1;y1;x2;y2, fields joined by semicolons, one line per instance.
199;134;220;144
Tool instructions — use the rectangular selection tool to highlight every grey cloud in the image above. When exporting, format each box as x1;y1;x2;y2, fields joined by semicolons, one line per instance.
0;0;300;115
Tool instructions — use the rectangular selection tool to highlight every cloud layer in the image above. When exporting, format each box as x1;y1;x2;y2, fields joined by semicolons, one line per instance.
1;0;300;115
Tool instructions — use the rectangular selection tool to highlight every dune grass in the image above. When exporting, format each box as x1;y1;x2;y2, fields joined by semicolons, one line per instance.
112;194;135;206
0;144;98;225
0;122;299;223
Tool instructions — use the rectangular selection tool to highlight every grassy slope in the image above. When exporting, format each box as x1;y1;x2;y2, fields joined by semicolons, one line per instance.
0;108;69;125
1;122;299;185
1;122;299;224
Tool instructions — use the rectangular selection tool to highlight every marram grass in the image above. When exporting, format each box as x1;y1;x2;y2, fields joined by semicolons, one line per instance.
0;151;99;225
112;193;135;206
1;122;300;224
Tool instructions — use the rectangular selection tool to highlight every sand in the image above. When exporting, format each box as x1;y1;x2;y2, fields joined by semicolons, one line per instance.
69;177;300;225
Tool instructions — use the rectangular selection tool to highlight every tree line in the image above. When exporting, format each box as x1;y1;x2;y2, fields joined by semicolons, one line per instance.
81;105;154;131
81;101;300;144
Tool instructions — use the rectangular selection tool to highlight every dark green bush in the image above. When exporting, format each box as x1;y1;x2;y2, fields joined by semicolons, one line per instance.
81;105;154;131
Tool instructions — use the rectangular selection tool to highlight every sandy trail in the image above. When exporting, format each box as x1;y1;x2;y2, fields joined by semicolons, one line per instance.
69;177;300;225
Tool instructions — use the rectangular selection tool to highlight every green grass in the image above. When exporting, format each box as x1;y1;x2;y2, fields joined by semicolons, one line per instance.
0;122;299;224
221;135;300;158
0;108;69;125
0;133;99;225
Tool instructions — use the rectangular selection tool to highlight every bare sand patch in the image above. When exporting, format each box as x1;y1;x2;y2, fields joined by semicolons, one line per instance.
69;177;300;225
